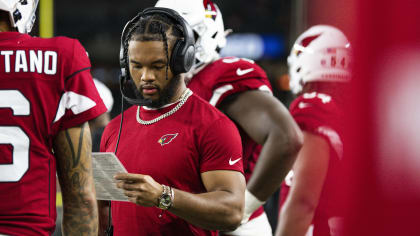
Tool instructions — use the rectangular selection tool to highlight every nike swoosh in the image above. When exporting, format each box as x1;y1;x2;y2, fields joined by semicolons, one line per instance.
229;157;242;165
236;68;254;76
298;102;312;109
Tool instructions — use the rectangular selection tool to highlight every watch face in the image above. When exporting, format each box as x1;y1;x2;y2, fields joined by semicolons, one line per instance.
158;185;173;210
161;195;171;207
159;194;172;209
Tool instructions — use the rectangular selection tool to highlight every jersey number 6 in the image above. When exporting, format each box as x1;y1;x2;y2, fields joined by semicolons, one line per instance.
0;90;30;182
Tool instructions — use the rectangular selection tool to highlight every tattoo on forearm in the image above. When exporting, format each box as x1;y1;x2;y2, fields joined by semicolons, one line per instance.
56;123;98;235
64;130;76;166
71;172;81;189
76;123;84;167
64;123;84;168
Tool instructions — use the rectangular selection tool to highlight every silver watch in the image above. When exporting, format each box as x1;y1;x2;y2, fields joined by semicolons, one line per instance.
158;185;173;210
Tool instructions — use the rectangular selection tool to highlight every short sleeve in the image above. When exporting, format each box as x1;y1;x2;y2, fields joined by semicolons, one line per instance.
290;94;343;159
69;39;92;74
100;117;120;153
209;58;273;107
53;39;107;131
198;117;244;174
210;78;273;107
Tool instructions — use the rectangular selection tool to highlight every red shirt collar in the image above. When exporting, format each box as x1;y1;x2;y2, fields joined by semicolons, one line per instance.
0;31;27;41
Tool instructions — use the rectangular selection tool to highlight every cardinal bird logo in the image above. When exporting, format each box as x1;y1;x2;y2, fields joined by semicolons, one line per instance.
158;133;178;146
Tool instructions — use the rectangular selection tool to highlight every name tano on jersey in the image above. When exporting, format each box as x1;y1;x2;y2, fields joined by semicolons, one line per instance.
0;50;57;75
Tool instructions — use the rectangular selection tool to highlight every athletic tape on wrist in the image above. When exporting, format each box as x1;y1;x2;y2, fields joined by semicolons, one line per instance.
242;189;265;223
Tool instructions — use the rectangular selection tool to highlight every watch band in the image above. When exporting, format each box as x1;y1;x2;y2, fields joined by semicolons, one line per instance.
169;186;174;203
158;184;173;210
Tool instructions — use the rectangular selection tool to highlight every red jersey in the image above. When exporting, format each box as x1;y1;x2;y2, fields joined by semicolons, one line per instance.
100;92;243;236
188;57;272;220
0;32;107;236
279;92;344;236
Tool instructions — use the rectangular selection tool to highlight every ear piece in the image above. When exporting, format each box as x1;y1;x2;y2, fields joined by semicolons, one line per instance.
170;40;195;75
184;45;195;69
119;7;195;105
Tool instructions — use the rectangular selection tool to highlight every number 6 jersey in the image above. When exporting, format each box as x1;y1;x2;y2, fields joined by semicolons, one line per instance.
0;32;106;236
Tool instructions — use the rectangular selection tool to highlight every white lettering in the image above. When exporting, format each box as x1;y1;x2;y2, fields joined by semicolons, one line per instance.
29;50;43;73
303;92;332;104
15;50;28;73
44;51;57;75
1;50;13;73
1;50;57;75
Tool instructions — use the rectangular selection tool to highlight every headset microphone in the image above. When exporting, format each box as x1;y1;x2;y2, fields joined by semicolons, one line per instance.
119;75;154;107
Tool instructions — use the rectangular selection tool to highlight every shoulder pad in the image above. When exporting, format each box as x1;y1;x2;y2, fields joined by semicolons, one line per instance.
209;57;268;83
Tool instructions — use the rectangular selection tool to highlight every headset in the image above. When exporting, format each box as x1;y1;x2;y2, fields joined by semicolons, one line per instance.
119;7;196;106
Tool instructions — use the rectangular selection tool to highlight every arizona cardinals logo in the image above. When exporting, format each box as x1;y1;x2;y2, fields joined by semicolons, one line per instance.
158;133;178;146
296;34;321;56
204;0;217;20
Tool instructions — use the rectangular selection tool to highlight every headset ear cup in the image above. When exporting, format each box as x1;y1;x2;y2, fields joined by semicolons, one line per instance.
170;41;195;75
184;45;195;72
170;40;183;75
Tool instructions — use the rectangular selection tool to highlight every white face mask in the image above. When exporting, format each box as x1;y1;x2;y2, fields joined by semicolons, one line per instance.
0;0;39;33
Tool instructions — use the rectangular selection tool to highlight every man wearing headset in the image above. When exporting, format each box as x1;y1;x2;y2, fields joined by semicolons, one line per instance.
98;8;246;236
154;0;303;235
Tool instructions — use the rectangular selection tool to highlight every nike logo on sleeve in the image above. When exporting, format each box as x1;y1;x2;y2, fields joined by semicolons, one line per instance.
236;68;254;76
229;157;242;165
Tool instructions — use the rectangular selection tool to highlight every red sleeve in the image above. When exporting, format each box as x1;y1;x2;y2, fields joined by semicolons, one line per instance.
198;117;244;174
68;39;92;74
209;58;273;107
53;39;107;131
100;122;111;153
290;93;344;159
100;115;122;153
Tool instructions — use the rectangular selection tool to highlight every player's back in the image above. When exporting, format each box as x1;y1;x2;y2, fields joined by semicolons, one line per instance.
280;92;344;236
0;32;105;235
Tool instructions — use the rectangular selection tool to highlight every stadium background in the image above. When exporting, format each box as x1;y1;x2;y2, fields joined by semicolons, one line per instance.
32;0;420;235
32;0;353;235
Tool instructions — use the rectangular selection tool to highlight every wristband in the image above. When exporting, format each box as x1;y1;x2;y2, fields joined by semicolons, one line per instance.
242;189;265;224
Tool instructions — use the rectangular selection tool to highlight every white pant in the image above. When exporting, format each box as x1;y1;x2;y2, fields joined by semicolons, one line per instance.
222;212;272;236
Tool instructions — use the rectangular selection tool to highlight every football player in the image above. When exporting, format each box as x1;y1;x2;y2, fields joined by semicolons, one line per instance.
276;25;350;236
98;7;246;235
0;1;106;235
155;0;303;235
